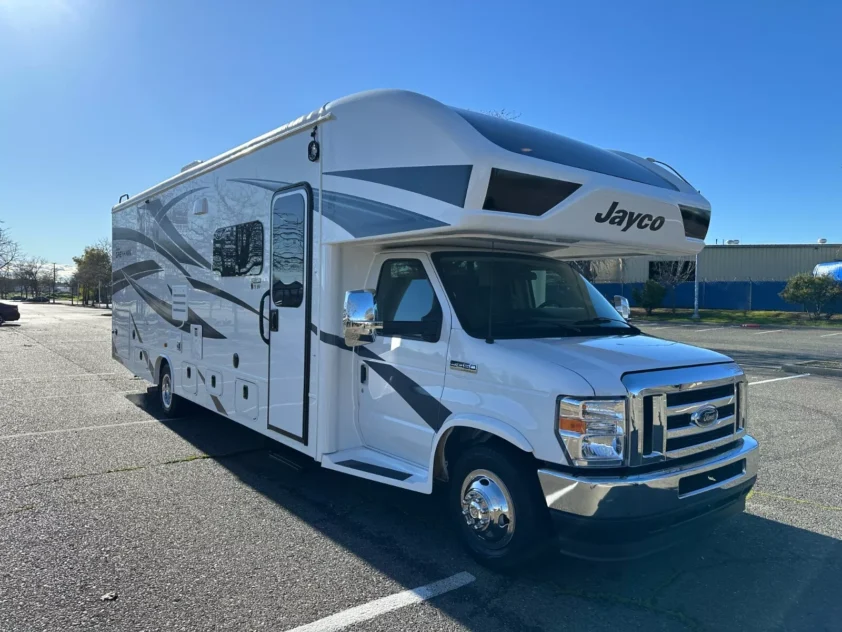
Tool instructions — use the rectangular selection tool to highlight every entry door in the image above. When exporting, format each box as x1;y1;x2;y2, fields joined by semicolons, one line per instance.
267;186;312;442
357;255;451;466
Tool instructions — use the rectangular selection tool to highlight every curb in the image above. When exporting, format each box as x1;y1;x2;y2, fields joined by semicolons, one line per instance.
782;363;842;378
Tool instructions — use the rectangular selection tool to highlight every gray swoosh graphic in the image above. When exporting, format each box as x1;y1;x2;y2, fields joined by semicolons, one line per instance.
113;227;191;277
122;272;225;339
186;278;260;316
229;178;448;237
326;165;473;207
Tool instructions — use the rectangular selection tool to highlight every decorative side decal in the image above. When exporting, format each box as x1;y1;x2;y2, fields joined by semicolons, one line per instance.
326;165;473;207
315;326;452;431
122;273;226;340
229;178;449;238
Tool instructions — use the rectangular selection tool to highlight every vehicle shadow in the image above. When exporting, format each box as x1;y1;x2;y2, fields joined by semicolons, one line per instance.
0;323;22;328
127;390;842;632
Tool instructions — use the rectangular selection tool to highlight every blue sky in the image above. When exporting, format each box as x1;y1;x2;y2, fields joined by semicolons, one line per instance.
1;0;840;268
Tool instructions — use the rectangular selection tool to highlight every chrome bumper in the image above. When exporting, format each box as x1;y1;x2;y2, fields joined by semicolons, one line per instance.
538;436;758;520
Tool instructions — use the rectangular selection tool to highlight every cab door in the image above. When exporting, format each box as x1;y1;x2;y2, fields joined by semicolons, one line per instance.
356;254;451;466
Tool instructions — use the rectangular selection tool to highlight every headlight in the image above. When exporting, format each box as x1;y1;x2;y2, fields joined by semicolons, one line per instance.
557;397;626;466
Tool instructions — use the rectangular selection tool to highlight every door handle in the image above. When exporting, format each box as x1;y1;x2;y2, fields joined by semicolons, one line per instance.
269;309;279;332
258;290;270;344
360;365;367;384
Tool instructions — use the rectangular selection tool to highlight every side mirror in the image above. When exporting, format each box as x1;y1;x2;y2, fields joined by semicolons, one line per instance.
343;290;382;347
613;295;630;320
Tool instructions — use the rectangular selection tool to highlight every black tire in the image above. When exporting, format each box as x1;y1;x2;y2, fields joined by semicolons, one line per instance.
0;315;4;326
449;442;553;571
158;362;180;417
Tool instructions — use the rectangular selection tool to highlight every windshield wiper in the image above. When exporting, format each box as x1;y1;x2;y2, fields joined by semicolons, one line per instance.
574;317;640;334
574;316;622;325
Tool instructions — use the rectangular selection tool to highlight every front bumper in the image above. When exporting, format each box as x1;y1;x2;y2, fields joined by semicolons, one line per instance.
538;435;758;560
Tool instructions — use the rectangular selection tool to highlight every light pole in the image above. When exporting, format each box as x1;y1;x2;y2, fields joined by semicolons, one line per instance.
692;253;700;319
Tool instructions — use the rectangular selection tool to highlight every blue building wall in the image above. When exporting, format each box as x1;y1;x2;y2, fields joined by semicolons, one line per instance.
594;281;802;312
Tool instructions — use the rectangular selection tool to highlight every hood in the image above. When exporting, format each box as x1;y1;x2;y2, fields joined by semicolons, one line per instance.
494;334;732;396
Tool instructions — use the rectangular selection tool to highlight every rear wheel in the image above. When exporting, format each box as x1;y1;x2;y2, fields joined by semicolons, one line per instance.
449;443;553;570
0;314;4;326
158;363;180;417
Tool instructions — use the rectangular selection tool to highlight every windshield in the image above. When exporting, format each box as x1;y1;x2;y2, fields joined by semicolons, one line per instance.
433;252;636;340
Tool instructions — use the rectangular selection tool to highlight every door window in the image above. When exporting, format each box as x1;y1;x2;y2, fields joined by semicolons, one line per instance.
271;194;305;308
376;259;442;342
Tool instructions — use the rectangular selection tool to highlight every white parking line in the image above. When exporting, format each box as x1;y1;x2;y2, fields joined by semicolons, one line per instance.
752;329;783;335
749;374;810;386
0;418;176;440
0;372;123;382
0;390;143;402
694;327;720;332
284;572;476;632
819;332;842;338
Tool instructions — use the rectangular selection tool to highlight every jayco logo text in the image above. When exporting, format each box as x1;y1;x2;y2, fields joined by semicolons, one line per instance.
595;202;665;232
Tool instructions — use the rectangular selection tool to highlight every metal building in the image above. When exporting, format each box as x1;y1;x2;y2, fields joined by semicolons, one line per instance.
592;244;842;283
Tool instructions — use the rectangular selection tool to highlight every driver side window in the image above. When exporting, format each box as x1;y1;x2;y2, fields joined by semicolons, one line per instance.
376;259;442;342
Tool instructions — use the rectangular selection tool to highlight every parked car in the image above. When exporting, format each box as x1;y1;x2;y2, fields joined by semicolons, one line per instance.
0;302;20;325
8;296;25;301
26;296;50;303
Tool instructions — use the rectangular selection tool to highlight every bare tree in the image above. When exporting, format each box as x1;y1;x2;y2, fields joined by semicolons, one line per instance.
650;260;695;313
0;222;20;272
0;268;14;299
16;257;48;298
568;259;615;283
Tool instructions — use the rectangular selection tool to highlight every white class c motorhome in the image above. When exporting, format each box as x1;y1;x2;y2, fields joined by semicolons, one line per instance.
112;90;757;568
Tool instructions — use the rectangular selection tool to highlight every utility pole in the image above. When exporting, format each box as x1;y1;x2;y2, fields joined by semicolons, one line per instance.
52;263;56;304
98;281;101;307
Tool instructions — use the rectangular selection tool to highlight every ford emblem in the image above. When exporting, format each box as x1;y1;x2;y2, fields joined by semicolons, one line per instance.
691;405;719;428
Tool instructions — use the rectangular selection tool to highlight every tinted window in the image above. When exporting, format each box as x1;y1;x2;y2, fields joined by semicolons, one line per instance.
376;259;442;342
272;193;306;308
483;168;581;215
679;205;711;240
454;108;678;191
213;221;263;277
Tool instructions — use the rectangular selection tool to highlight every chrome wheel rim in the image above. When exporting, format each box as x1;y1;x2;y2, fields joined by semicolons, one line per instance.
460;469;515;549
161;373;172;409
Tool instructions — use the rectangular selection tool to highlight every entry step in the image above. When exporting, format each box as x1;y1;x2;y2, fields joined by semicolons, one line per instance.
321;447;429;491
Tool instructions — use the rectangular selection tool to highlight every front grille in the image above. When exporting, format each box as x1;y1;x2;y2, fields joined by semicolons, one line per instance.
625;364;747;466
666;423;735;452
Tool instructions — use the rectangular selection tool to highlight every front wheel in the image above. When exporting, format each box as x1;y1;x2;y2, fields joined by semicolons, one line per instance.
449;443;553;571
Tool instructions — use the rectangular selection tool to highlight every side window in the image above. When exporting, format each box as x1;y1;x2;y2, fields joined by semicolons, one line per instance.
213;221;263;277
376;259;442;342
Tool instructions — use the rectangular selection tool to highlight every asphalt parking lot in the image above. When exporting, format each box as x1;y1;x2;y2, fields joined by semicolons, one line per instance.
2;304;841;632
